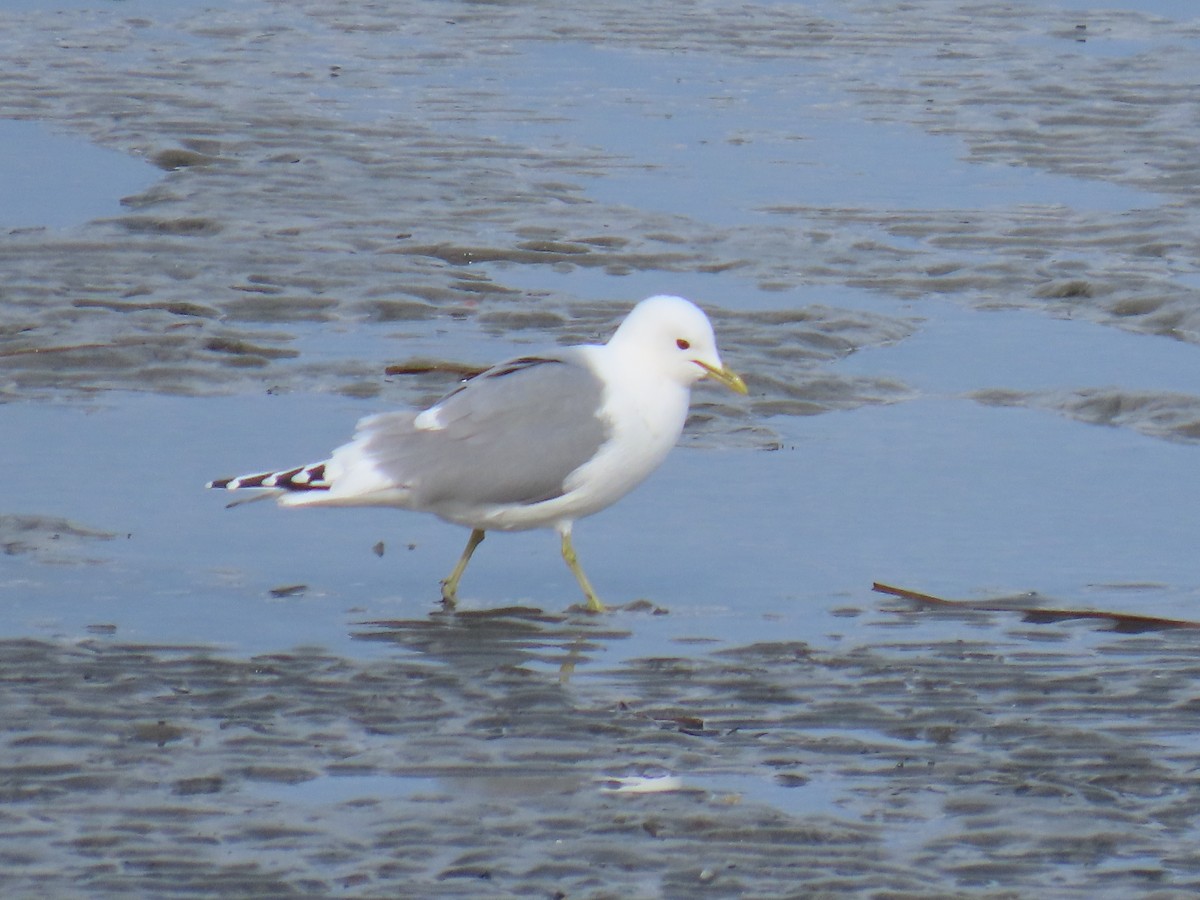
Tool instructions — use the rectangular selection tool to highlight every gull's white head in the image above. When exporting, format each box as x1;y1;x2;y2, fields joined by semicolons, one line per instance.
607;295;747;394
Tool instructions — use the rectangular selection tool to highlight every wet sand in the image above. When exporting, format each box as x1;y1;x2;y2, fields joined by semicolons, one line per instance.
4;0;1200;896
4;617;1200;897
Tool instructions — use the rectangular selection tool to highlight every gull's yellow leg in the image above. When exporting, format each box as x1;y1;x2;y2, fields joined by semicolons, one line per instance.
441;528;485;607
560;528;605;613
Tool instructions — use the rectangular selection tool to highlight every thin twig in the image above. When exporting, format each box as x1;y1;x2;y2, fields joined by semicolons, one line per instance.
873;581;1200;633
384;360;486;378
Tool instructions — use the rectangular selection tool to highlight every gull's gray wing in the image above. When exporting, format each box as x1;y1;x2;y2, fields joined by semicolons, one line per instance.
357;354;610;507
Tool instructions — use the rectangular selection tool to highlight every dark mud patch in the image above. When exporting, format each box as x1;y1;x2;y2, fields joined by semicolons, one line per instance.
4;618;1200;896
0;513;116;563
0;0;1196;448
973;387;1200;445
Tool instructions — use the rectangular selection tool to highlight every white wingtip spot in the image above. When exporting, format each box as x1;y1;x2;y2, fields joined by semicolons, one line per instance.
414;408;444;431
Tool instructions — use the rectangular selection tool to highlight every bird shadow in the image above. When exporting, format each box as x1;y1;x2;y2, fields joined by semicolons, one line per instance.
351;604;639;681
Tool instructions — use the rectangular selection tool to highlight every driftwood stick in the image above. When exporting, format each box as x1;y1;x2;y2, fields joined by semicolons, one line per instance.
872;582;956;606
872;581;1200;633
383;359;486;379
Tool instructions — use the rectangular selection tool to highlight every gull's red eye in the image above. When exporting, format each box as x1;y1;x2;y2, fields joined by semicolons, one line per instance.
676;338;690;350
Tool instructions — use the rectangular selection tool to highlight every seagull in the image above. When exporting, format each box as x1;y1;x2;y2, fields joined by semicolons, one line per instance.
208;295;747;612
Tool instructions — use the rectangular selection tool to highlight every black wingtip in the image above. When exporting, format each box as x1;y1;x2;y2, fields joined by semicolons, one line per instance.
206;465;331;492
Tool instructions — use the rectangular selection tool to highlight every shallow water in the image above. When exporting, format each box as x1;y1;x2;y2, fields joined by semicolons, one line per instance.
4;0;1200;896
0;120;157;229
